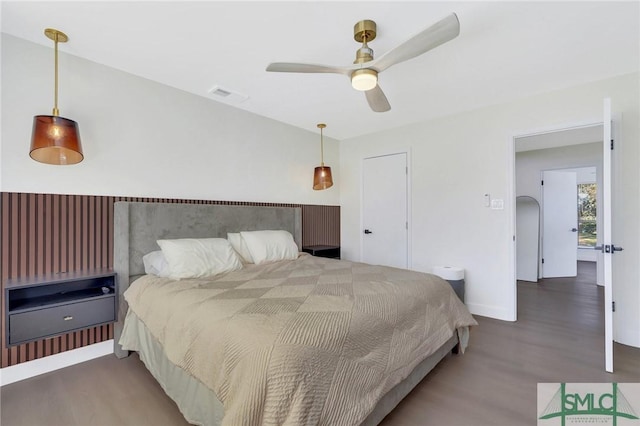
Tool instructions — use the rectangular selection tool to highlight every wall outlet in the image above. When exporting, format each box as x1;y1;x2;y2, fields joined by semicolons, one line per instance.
491;199;504;210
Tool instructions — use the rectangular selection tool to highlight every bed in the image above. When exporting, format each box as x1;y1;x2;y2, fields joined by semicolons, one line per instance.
113;202;476;426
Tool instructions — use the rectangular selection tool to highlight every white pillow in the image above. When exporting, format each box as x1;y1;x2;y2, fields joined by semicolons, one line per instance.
227;233;254;264
142;250;171;277
240;230;299;265
156;238;243;279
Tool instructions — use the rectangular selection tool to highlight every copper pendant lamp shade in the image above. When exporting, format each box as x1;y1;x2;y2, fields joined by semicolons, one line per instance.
30;28;83;165
313;123;333;190
30;115;83;165
313;165;333;190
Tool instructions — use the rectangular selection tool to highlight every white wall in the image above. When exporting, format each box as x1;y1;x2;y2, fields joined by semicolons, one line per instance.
1;34;339;206
516;145;602;273
577;249;598;262
340;72;640;347
517;149;601;200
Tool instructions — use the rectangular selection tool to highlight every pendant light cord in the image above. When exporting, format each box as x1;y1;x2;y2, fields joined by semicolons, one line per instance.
320;126;324;166
53;34;59;116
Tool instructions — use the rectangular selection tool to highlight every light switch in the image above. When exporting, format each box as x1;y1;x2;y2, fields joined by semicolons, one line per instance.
491;199;504;210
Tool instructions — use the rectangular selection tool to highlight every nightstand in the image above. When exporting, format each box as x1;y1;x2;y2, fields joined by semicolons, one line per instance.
302;245;341;259
5;269;117;347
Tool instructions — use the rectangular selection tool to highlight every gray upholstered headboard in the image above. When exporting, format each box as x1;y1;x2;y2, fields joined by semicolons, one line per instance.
113;201;302;357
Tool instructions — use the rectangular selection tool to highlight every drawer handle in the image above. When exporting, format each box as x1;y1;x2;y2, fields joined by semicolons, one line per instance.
63;316;74;321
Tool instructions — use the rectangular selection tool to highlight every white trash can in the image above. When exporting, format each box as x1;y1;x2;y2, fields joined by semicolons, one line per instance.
433;266;465;302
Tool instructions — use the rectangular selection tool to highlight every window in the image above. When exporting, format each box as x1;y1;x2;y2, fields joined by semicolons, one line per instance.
577;183;597;247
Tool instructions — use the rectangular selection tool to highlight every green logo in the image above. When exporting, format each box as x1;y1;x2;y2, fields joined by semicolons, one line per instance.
539;383;639;425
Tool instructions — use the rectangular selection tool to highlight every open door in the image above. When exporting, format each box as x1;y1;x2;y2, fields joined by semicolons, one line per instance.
601;98;616;373
542;170;578;278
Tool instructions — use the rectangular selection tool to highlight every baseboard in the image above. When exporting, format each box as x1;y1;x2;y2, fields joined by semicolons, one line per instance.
466;302;515;322
0;340;114;387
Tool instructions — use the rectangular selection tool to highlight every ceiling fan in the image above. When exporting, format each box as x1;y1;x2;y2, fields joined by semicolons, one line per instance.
266;13;460;112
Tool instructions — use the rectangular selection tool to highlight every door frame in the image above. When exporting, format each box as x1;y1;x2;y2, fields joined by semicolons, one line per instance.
360;149;412;269
508;120;605;322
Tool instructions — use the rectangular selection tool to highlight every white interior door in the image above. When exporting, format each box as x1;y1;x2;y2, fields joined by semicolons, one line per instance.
542;170;578;277
602;98;614;373
362;153;408;268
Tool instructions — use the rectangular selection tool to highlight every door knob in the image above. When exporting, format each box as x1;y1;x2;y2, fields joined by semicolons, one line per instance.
594;244;624;253
364;229;373;234
571;228;578;232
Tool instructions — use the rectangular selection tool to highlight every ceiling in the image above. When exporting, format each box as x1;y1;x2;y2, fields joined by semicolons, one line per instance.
2;1;638;140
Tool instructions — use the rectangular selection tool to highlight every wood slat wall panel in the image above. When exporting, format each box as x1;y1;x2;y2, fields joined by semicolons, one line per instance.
0;192;339;367
302;205;341;246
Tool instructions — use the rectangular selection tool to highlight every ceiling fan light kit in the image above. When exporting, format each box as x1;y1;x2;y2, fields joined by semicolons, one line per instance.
266;13;460;113
351;69;378;91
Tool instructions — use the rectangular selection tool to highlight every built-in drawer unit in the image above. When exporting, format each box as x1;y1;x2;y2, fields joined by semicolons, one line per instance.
5;269;117;347
302;245;341;259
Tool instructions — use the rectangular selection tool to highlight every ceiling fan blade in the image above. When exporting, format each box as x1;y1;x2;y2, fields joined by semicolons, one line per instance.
371;13;460;72
266;62;353;75
365;85;391;112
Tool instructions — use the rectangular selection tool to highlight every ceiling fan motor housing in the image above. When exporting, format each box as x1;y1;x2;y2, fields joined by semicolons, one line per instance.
353;19;376;64
354;46;374;64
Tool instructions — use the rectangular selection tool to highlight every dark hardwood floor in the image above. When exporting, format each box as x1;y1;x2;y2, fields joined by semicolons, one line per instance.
2;261;638;426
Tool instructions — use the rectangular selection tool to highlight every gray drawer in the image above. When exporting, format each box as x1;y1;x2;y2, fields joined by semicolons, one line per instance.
9;296;115;345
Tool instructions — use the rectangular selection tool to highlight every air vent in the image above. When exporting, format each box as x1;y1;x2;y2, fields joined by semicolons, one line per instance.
208;85;249;104
211;88;231;97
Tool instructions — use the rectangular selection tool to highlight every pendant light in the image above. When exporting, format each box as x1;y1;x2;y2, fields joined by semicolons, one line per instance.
30;28;83;165
313;123;333;190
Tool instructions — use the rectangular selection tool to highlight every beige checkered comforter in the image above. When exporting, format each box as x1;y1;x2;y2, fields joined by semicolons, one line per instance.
123;253;477;426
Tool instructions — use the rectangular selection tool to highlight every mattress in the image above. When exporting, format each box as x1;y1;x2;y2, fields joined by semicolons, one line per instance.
120;254;477;425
